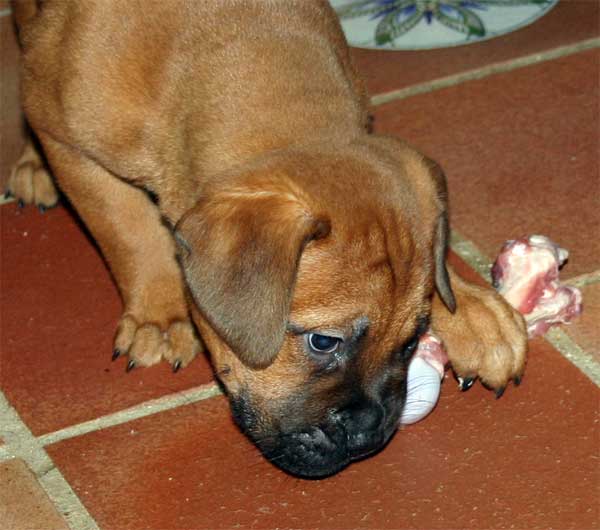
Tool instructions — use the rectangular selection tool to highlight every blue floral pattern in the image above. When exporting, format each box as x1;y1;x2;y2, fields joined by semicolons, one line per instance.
332;0;557;49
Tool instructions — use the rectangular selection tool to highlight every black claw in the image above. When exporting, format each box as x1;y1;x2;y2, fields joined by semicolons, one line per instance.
112;348;121;361
459;377;476;392
514;375;522;387
172;360;182;373
126;360;136;372
38;204;47;214
17;199;25;208
495;386;506;399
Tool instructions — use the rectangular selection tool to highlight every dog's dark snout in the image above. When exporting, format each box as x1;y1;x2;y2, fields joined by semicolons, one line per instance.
331;400;385;457
337;401;383;430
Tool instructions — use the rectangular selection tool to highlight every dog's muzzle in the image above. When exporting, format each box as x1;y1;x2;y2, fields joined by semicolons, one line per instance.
259;400;392;478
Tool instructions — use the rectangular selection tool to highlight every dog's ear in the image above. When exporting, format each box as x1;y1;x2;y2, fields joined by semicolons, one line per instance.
175;180;330;369
424;157;456;313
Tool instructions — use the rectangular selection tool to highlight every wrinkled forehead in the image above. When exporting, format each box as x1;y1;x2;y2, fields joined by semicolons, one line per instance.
293;219;389;304
291;214;432;342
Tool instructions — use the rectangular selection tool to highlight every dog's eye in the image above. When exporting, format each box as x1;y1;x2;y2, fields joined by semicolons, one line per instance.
307;333;342;354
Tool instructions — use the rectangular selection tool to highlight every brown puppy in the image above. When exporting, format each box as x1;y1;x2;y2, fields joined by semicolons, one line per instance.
10;0;526;477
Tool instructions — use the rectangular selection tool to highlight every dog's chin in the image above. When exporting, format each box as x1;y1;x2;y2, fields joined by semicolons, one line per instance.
257;426;351;479
254;421;399;479
230;390;403;478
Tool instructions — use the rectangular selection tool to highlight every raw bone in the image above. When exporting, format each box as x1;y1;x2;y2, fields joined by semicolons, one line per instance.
400;332;446;425
491;235;582;337
400;234;583;425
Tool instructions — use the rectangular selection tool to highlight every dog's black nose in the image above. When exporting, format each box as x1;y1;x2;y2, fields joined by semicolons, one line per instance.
331;400;385;458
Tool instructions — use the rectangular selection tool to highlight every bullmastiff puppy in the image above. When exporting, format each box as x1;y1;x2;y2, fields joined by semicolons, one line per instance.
8;0;526;478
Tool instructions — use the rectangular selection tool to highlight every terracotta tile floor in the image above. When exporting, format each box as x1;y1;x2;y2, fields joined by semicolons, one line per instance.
1;205;215;435
373;48;600;277
1;4;599;530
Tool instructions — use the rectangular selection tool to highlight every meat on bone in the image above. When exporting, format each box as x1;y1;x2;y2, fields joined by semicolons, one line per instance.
400;234;583;425
491;235;582;338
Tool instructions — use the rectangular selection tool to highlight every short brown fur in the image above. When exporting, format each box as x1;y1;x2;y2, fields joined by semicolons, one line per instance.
10;0;527;477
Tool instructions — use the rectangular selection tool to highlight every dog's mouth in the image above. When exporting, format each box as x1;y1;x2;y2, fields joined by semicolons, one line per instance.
248;412;400;479
260;426;351;479
230;386;405;478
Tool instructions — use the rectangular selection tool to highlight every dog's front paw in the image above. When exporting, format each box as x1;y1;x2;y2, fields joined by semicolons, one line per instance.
5;140;59;211
114;314;202;372
432;273;527;397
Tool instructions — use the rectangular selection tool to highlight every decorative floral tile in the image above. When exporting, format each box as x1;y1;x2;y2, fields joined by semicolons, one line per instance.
331;0;559;50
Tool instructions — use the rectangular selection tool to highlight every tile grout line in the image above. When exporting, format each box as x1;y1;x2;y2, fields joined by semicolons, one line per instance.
0;383;222;461
0;382;221;526
449;230;496;280
370;37;600;106
450;230;600;387
544;327;600;386
36;382;222;447
566;269;600;288
0;391;100;530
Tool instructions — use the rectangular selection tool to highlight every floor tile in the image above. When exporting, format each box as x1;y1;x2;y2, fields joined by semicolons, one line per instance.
374;49;600;277
447;250;486;286
47;332;599;530
351;0;600;97
0;204;214;435
0;16;25;189
564;281;600;362
0;458;69;530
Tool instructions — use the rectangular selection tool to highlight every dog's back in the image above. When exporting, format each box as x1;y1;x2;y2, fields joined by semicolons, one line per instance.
18;0;369;196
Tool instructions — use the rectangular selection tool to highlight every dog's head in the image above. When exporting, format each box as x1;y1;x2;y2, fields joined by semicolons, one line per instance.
175;137;454;478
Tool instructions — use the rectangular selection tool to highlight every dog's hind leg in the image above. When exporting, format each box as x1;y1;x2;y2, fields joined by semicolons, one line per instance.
38;133;202;371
